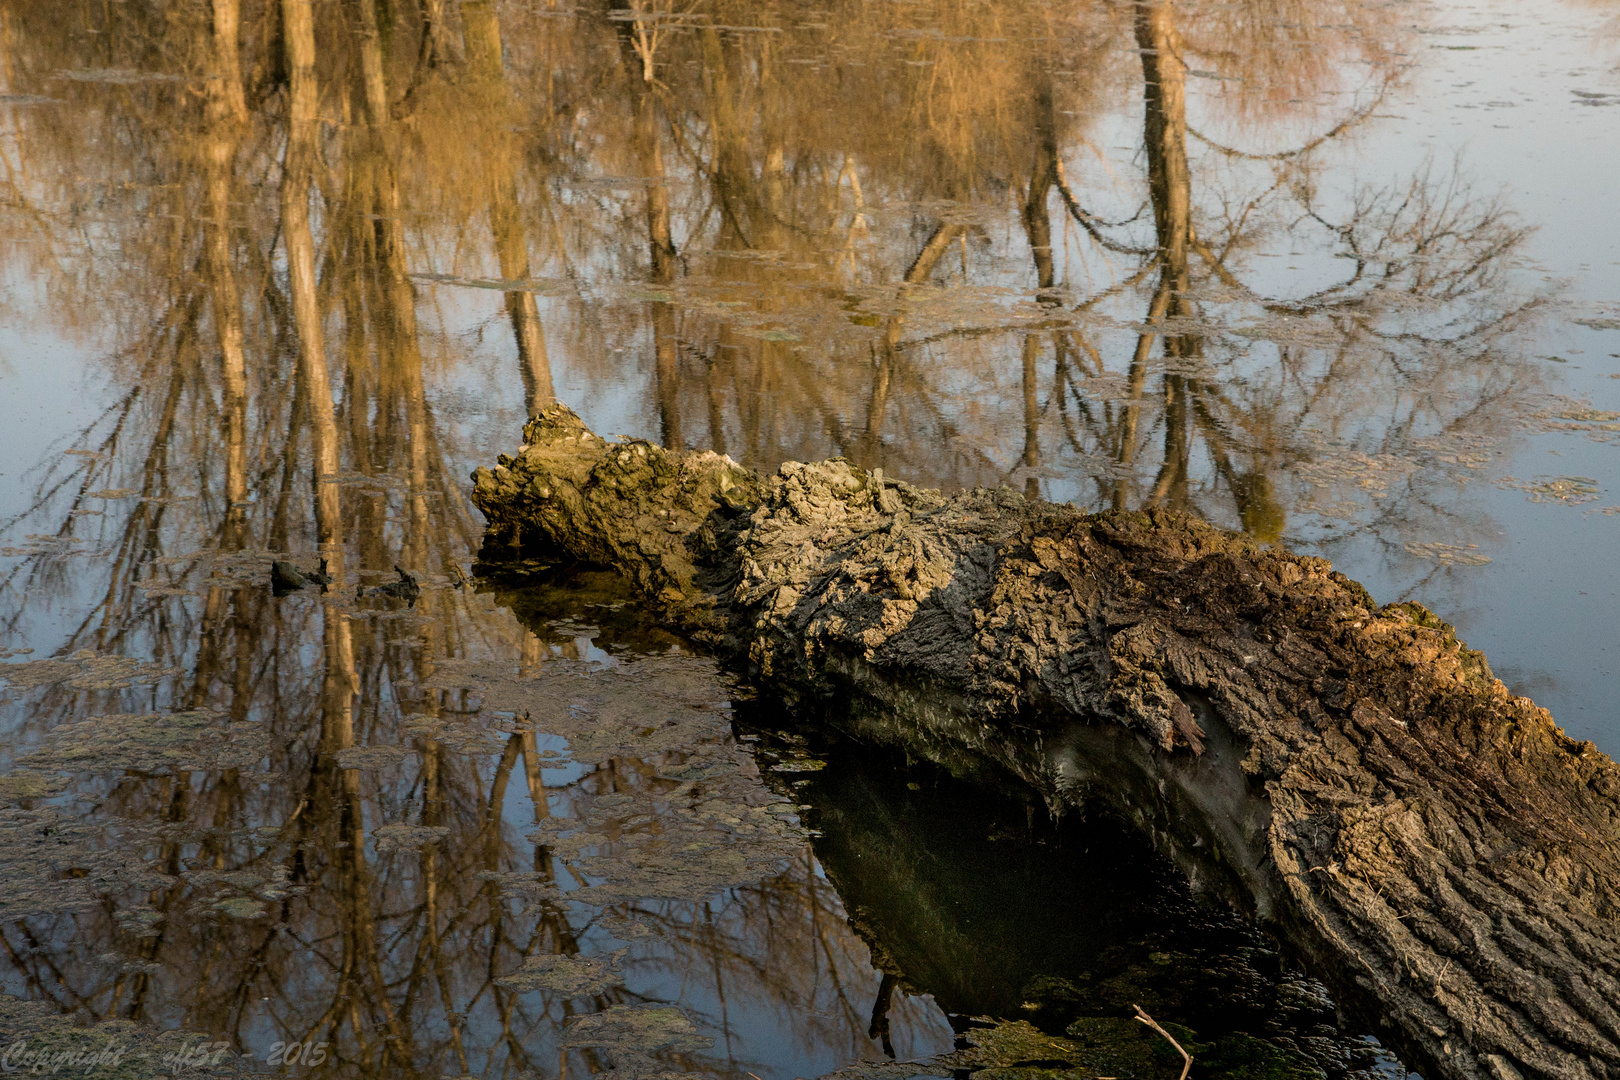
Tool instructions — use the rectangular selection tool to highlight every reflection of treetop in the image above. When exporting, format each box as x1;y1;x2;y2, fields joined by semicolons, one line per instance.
0;0;1546;604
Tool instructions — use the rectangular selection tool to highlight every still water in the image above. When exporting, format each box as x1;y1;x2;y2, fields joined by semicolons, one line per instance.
0;0;1616;1077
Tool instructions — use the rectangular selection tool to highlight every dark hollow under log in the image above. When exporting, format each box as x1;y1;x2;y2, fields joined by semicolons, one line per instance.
472;403;1620;1080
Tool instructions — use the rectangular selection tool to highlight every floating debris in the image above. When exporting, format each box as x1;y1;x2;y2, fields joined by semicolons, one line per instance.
96;951;166;975
135;582;198;597
53;68;191;83
0;650;181;695
270;558;333;596
1403;541;1491;566
114;907;165;937
317;470;404;492
372;823;451;854
769;756;829;773
1527;399;1620;442
0;535;94;558
411;271;571;294
495;953;623;997
1496;475;1601;505
475;869;560;908
0;806;171;920
736;327;803;342
333;745;414;771
0;774;52;801
19;709;267;775
560;1004;714;1053
1291;450;1419;501
1552;408;1620;423
356;565;421;606
209;897;267;920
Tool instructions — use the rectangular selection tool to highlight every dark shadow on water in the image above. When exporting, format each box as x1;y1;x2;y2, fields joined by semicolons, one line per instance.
494;563;1413;1078
784;725;1171;1020
744;715;1411;1078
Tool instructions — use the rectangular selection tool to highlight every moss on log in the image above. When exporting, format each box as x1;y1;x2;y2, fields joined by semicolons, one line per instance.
473;404;1620;1080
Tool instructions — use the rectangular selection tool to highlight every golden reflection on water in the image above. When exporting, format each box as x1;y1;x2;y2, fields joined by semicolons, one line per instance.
0;0;1574;1075
0;0;1548;528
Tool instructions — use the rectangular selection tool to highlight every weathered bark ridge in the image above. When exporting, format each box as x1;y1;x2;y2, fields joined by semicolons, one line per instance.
473;404;1620;1080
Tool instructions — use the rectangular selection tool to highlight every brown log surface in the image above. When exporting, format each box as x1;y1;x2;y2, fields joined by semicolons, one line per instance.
473;404;1620;1080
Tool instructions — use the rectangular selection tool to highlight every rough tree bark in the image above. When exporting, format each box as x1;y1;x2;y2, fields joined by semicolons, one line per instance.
472;404;1620;1080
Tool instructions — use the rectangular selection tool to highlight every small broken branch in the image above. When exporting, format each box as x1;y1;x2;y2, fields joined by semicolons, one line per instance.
1132;1004;1192;1080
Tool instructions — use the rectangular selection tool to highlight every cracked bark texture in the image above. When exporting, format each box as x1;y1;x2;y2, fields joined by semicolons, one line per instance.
473;404;1620;1080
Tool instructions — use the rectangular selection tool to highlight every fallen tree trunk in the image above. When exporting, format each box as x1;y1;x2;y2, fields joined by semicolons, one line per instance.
472;404;1620;1080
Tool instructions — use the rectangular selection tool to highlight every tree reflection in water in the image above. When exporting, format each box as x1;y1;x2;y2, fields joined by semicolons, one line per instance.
0;0;1554;1076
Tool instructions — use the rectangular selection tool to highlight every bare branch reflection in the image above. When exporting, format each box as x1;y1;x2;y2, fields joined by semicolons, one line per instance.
0;0;1561;1075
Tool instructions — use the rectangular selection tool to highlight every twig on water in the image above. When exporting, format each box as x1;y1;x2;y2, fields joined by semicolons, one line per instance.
1132;1004;1192;1080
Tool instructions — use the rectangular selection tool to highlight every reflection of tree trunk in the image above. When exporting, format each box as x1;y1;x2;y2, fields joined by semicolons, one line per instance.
637;91;681;448
652;302;681;449
1146;373;1190;508
857;342;894;471
484;735;531;1069
638;95;677;283
758;36;787;229
1022;334;1041;502
705;355;728;457
282;3;409;1061
322;658;412;1063
280;0;353;736
353;0;390;128
204;51;248;543
1133;3;1283;536
350;6;434;567
1023;71;1058;293
280;0;341;559
859;222;968;466
1019;64;1065;501
519;730;550;826
468;0;556;417
902;222;968;287
419;727;467;1071
1111;282;1171;510
701;26;748;184
699;27;753;248
462;0;501;75
1189;390;1284;542
1117;0;1195;511
417;0;455;72
491;238;553;421
210;0;247;123
1135;0;1191;298
340;262;388;569
391;266;432;573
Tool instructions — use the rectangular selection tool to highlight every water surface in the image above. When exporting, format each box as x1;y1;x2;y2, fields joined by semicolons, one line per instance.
1;0;1617;1076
